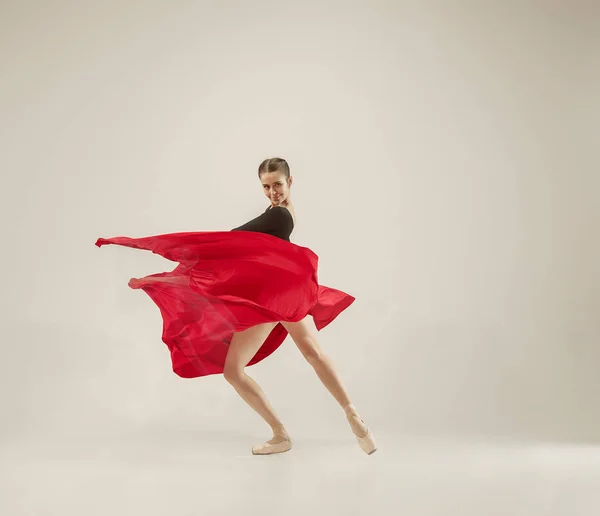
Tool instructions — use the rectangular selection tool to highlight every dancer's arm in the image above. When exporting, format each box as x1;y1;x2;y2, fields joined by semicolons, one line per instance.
232;206;292;237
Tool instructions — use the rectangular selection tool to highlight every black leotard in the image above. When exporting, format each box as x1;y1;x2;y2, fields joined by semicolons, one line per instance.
231;206;294;242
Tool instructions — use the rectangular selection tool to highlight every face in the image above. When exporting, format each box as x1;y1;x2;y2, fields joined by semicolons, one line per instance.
260;170;292;206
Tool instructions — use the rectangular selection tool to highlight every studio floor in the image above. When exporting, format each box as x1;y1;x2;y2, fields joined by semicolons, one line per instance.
2;432;600;516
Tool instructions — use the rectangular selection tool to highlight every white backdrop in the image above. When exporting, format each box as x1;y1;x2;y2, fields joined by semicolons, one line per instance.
1;0;598;451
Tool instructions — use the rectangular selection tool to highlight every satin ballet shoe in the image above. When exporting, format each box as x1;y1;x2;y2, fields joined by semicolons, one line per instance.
252;426;293;455
252;436;293;455
344;404;377;455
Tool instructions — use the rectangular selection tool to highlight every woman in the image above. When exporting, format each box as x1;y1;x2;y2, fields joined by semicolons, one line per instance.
96;158;376;456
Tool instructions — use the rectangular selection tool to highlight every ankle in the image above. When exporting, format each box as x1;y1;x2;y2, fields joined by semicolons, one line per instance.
271;423;288;436
343;403;358;417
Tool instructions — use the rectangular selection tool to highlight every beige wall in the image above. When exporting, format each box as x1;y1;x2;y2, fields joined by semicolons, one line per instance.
1;0;598;443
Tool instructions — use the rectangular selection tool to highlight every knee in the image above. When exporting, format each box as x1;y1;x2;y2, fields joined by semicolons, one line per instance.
300;340;324;366
223;366;244;385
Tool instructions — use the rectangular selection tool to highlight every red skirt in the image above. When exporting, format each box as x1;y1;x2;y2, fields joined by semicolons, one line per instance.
95;231;355;378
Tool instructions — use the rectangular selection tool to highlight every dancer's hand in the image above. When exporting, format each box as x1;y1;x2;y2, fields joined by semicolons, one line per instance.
128;278;142;289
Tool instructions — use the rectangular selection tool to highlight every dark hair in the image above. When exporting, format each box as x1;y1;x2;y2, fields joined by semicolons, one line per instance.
258;157;290;179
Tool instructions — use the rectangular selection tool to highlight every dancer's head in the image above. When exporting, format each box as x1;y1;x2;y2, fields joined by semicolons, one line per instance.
258;157;293;207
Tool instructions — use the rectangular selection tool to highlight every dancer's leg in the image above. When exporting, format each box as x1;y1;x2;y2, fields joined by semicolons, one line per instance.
281;317;352;408
282;317;377;454
224;322;291;453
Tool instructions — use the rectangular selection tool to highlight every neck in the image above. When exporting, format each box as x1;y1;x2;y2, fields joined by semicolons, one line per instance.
272;198;291;208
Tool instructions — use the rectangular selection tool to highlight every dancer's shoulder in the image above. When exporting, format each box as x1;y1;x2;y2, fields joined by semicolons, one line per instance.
266;205;295;227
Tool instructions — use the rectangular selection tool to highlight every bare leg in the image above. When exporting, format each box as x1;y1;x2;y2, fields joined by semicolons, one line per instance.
282;319;354;409
282;318;377;454
308;351;352;408
223;322;291;453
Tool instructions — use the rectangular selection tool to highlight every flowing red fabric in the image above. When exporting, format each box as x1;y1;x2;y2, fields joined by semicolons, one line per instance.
95;231;355;378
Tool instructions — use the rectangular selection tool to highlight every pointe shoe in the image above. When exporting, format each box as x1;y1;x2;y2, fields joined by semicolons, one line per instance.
252;436;293;455
252;426;293;455
344;404;377;455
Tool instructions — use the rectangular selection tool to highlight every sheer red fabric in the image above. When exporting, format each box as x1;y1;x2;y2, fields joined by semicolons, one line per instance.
95;231;355;378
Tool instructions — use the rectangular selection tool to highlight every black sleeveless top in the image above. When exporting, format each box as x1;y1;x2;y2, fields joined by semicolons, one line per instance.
231;206;294;241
